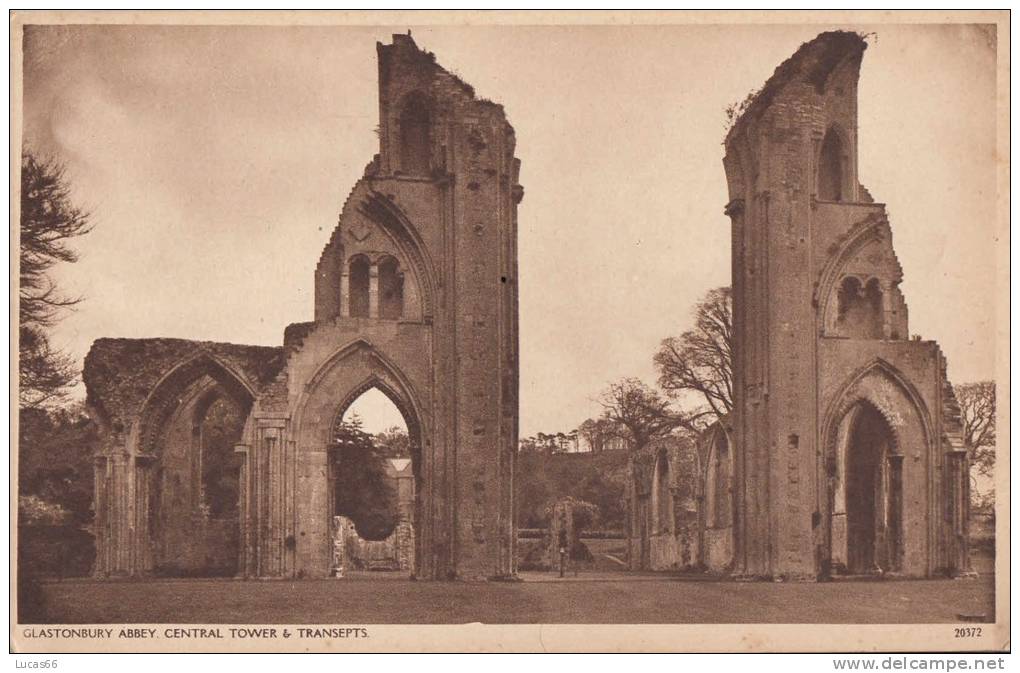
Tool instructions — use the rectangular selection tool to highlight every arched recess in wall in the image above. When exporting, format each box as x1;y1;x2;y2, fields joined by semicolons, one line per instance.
399;92;432;176
348;254;371;318
818;126;847;202
835;400;902;574
705;428;734;530
819;358;935;578
815;214;898;336
377;255;404;320
135;354;255;577
361;191;438;321
652;449;673;536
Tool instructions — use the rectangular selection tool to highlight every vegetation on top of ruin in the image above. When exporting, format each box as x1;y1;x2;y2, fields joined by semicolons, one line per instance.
723;31;874;140
724;88;760;132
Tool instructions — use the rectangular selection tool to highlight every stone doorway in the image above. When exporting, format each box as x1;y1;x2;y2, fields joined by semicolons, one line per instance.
836;403;903;575
327;386;420;577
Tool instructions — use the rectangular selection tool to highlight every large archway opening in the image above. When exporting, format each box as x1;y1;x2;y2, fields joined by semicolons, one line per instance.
140;361;253;577
327;385;421;577
833;401;903;575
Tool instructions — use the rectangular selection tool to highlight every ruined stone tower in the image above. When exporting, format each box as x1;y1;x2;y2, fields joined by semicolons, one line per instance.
84;34;522;580
723;32;969;579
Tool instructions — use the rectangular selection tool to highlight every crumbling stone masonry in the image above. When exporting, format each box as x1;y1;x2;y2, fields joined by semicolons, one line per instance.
84;34;523;580
723;32;969;579
627;420;735;574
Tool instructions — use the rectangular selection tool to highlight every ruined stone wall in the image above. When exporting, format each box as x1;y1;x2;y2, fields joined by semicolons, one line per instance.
242;34;522;581
723;32;966;579
375;34;521;579
628;439;701;571
84;35;521;582
84;339;284;577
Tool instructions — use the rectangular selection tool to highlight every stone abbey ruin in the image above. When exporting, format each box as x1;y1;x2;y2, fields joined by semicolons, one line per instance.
84;31;970;581
627;31;971;580
85;34;521;580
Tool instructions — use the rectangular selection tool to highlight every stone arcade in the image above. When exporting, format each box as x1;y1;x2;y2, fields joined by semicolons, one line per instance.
630;32;970;579
84;34;523;580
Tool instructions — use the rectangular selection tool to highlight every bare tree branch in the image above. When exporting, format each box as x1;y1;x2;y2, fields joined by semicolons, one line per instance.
955;381;996;477
654;286;733;424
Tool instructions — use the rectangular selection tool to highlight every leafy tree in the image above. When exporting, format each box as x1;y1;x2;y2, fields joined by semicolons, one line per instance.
199;397;245;518
373;425;411;459
331;414;397;541
555;432;570;453
516;458;554;528
19;151;93;409
577;417;620;453
576;468;626;529
654;286;733;423
18;402;97;524
535;432;558;456
19;326;77;411
518;436;540;452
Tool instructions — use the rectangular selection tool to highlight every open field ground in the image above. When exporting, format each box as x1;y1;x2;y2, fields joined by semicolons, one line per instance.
28;563;994;625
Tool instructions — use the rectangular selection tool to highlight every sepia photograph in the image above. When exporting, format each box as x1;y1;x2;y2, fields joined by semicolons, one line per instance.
9;9;1009;654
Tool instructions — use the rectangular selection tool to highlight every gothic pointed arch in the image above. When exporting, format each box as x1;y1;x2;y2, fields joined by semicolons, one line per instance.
815;212;902;331
821;357;935;460
300;338;424;421
292;336;429;576
136;351;257;456
359;190;438;321
331;373;422;445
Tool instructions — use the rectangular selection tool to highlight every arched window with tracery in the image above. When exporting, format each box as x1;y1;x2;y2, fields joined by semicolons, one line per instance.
378;255;404;320
835;276;883;339
349;255;370;318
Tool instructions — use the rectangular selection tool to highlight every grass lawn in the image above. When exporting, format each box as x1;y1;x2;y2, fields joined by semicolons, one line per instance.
28;568;994;624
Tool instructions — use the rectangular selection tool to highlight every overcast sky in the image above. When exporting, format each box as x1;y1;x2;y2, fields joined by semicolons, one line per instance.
22;22;998;435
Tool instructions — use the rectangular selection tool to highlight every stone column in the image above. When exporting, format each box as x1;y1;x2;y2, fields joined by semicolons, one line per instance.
190;423;203;513
104;452;133;575
946;449;973;575
234;443;251;577
249;412;290;577
92;456;110;576
339;269;350;317
880;279;893;339
874;453;888;570
133;455;157;574
368;263;380;318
